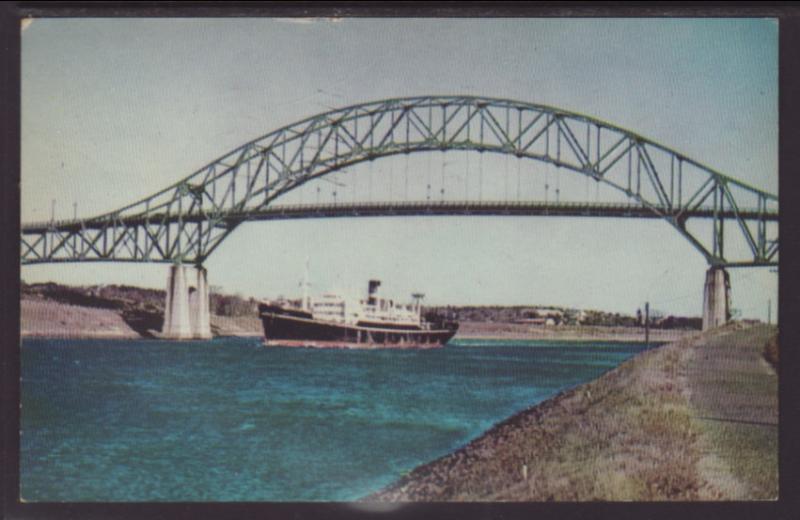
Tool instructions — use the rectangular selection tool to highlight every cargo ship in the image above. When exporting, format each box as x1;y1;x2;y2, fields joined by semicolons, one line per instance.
258;279;458;349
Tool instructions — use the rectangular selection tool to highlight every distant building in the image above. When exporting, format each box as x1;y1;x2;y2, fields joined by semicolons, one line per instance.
514;317;558;327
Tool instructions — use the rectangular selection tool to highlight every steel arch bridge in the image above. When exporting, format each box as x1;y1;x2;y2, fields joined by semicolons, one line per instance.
21;95;778;268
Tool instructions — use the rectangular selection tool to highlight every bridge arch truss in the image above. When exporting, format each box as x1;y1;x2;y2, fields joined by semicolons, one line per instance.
21;95;778;267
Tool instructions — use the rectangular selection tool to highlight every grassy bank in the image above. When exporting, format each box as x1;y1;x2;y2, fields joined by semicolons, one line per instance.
367;324;777;501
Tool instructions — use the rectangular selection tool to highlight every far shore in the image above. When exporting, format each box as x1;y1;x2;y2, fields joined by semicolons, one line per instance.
455;321;694;343
20;297;698;343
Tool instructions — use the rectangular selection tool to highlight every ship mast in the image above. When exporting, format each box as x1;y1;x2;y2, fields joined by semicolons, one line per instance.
302;257;311;311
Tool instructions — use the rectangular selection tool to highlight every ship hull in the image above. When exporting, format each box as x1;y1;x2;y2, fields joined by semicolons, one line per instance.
259;305;457;349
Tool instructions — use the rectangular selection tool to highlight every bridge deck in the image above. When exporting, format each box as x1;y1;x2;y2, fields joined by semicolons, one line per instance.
21;200;778;233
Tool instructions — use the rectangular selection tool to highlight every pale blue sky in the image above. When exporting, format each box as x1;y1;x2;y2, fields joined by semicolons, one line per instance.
21;18;778;320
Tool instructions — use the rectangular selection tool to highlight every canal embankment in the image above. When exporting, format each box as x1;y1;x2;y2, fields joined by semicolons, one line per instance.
367;323;778;501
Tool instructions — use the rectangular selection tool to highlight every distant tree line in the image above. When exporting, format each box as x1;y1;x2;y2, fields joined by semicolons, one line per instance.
210;294;258;317
21;281;162;312
21;281;258;318
428;305;701;330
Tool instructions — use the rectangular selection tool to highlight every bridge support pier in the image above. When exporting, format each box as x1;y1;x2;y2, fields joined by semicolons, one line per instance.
162;264;212;340
190;266;212;339
702;266;730;331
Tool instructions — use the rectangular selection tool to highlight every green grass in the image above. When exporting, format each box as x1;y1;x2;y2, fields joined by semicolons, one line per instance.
697;418;778;499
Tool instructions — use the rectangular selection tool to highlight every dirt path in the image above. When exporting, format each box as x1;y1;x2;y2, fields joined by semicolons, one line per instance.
366;324;778;501
686;325;778;499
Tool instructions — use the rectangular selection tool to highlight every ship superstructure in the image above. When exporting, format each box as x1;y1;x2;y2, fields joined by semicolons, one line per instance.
259;279;458;349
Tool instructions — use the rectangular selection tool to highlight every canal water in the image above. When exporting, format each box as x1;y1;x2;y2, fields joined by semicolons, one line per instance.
21;337;652;501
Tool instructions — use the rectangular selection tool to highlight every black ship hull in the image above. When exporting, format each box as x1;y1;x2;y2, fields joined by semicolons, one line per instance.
259;303;458;349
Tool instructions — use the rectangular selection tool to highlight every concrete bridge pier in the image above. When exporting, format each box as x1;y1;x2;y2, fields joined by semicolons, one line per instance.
162;264;212;340
190;266;212;339
702;266;730;331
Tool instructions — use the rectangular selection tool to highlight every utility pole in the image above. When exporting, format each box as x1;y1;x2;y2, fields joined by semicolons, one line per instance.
769;268;777;326
645;302;650;346
767;299;771;325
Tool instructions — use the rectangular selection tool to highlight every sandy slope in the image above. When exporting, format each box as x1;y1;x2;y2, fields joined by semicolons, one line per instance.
20;299;139;339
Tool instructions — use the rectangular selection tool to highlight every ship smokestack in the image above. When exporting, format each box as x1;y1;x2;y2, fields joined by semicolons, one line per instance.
411;292;425;315
368;280;381;296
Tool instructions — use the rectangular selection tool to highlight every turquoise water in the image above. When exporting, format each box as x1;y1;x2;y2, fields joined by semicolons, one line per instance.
21;337;652;501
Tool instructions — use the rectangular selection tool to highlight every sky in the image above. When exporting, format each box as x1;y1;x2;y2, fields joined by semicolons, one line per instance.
20;18;779;320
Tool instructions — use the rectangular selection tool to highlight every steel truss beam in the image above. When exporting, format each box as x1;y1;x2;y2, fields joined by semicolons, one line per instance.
21;96;778;267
